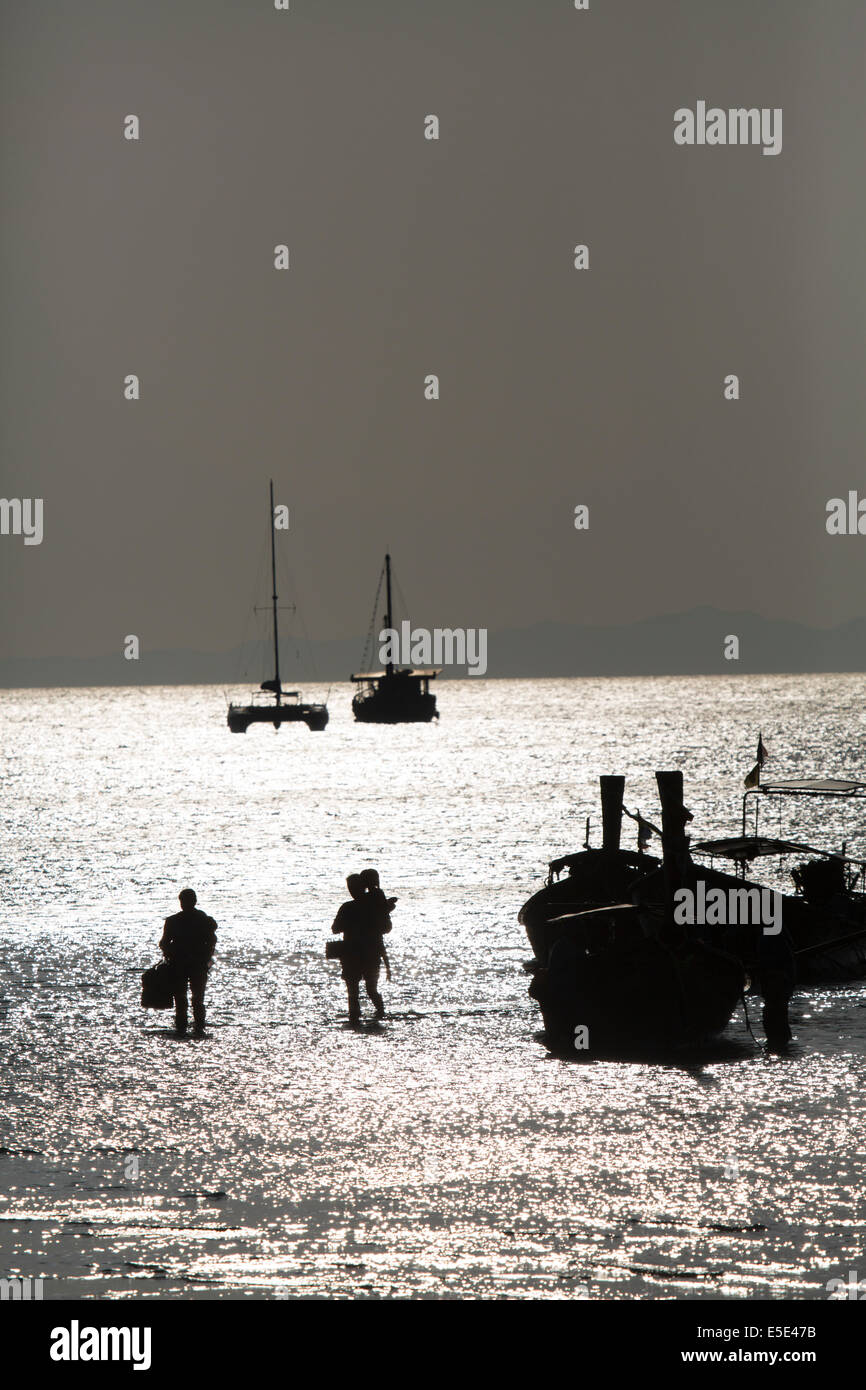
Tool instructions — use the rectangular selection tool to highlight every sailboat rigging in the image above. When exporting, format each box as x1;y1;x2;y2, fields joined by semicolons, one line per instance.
227;481;328;733
350;553;439;724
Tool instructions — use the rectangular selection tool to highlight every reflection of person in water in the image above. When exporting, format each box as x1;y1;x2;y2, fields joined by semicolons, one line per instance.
331;873;393;1023
159;888;217;1036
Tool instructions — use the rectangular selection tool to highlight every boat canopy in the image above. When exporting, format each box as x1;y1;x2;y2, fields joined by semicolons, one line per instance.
742;774;866;837
694;835;829;862
350;668;440;681
696;835;866;870
749;778;866;796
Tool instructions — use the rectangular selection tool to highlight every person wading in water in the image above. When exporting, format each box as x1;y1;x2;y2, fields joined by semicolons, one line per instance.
359;867;396;983
331;873;393;1023
159;888;217;1036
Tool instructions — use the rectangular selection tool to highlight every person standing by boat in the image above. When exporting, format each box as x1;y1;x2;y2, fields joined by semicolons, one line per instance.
756;921;795;1048
331;874;391;1023
159;889;217;1036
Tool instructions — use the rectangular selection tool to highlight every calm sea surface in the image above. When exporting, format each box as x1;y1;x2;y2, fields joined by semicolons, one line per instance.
1;676;865;1299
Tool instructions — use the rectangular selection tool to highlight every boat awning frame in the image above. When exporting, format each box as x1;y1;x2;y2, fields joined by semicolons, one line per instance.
350;668;441;681
747;778;866;797
694;835;866;867
742;775;866;837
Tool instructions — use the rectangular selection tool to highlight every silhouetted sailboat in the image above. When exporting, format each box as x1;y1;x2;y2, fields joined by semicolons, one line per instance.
350;554;439;724
227;481;328;733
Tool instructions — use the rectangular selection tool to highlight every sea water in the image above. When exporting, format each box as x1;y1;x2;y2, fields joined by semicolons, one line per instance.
1;676;864;1299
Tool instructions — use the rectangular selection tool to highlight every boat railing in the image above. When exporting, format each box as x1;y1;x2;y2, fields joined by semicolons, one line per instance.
230;689;303;707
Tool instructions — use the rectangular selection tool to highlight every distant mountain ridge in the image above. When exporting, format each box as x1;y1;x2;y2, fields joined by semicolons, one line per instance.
2;608;866;687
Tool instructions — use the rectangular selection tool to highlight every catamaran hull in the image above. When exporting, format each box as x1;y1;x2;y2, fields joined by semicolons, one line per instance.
227;704;329;733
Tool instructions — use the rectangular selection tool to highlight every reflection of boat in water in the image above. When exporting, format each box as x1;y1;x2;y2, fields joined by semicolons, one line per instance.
350;554;439;724
227;481;328;734
521;771;866;988
525;773;745;1056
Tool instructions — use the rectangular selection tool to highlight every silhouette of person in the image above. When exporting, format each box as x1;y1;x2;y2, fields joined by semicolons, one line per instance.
331;873;391;1023
359;868;396;981
159;888;217;1036
756;922;795;1048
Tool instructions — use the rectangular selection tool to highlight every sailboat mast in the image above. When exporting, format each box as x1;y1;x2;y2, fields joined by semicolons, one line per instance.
384;552;394;676
269;479;281;699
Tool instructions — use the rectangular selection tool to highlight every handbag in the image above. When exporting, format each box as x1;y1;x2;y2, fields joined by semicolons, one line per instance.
141;960;177;1009
325;939;344;960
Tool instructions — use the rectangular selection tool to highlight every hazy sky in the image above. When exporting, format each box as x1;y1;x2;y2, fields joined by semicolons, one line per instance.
2;1;865;662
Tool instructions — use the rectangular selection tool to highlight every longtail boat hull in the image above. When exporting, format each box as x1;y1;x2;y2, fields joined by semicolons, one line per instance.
527;905;746;1057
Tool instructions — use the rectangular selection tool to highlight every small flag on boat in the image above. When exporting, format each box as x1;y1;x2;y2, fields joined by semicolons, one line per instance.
744;731;769;788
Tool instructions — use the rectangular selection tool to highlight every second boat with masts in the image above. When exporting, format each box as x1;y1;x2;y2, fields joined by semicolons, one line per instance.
350;553;439;724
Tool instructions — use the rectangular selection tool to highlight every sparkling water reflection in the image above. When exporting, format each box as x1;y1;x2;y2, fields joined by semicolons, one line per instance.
1;677;864;1298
